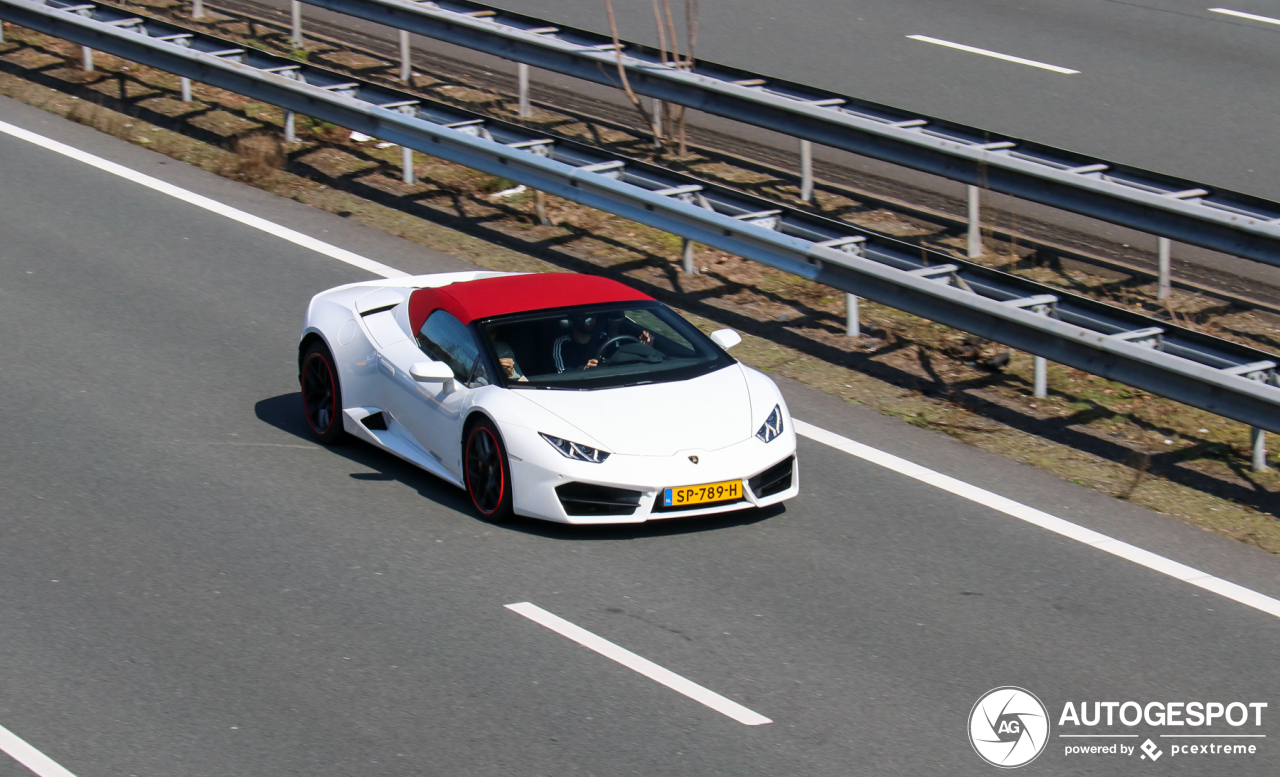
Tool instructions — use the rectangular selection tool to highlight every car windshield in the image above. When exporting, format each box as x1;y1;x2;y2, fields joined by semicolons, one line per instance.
478;301;735;390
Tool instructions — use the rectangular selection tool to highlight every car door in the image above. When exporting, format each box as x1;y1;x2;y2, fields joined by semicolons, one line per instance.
384;309;491;478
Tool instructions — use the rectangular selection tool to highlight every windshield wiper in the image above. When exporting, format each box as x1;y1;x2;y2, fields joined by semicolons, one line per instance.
512;383;589;391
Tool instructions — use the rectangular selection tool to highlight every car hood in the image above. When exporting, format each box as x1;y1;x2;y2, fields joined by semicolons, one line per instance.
514;366;752;456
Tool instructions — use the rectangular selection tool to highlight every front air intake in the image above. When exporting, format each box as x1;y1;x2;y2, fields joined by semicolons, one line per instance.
556;482;643;517
749;456;794;499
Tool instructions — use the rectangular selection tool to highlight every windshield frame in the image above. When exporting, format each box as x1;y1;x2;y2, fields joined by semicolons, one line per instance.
475;300;736;390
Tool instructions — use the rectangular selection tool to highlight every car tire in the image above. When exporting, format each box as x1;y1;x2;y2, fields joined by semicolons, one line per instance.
300;341;345;445
464;418;514;522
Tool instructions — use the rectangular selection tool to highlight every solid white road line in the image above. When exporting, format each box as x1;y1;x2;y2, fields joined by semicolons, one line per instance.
5;119;1277;624
906;35;1080;74
794;420;1280;620
0;119;406;280
1209;8;1280;25
0;724;78;777
505;602;771;726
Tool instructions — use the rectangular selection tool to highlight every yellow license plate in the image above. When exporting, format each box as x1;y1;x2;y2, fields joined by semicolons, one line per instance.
663;479;743;507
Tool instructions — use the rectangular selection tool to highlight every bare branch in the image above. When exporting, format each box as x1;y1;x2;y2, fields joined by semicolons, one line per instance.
650;0;673;151
604;0;661;140
675;0;698;155
686;0;698;67
651;0;668;66
662;0;681;65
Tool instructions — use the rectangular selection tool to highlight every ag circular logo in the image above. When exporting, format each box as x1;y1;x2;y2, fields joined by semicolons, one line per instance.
968;687;1050;768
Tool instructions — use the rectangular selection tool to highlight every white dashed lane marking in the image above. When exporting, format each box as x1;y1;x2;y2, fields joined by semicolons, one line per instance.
1209;8;1280;26
0;723;78;777
906;35;1080;74
505;602;771;725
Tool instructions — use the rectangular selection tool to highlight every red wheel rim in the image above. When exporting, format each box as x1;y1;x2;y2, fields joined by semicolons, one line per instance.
465;427;505;514
302;352;337;434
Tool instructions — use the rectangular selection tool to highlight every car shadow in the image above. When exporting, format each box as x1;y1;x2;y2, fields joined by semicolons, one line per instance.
505;503;785;541
256;393;785;537
255;392;474;515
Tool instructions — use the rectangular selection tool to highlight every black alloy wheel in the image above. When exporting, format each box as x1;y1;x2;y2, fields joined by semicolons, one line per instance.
465;418;513;521
301;342;345;444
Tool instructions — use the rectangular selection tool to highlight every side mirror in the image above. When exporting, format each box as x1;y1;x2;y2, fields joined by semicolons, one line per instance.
710;329;742;350
410;360;455;383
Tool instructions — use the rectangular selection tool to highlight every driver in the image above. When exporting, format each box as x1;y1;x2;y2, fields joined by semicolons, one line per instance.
553;314;606;372
553;314;652;372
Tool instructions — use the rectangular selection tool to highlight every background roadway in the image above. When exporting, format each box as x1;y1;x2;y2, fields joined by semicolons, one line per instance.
475;0;1280;199
1;95;1278;776
255;0;1280;299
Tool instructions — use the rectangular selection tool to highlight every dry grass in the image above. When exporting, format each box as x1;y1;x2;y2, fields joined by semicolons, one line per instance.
224;133;285;184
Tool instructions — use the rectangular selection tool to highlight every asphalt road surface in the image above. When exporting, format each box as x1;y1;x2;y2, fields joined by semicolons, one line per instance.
1;95;1279;776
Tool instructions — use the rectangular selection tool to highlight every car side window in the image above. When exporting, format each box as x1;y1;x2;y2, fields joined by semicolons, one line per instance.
418;310;486;388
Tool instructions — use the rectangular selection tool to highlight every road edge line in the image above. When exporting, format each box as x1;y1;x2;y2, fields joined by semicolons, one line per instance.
0;119;406;280
794;419;1280;619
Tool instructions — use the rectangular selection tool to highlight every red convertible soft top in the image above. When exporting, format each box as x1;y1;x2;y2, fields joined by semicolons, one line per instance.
408;273;653;333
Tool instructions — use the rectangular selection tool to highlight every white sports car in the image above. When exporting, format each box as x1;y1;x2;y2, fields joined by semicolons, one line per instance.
298;271;798;523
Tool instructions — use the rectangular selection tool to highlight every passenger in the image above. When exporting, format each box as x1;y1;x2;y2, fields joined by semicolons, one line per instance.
494;341;527;382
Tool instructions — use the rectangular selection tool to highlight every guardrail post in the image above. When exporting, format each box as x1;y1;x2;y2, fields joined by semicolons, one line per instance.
682;238;696;274
533;189;549;225
846;293;860;338
517;62;530;117
398;29;411;82
284;109;295;142
1253;427;1268;472
967;185;982;258
401;146;415;184
290;0;302;48
191;0;203;20
180;76;192;102
1157;237;1172;301
1032;305;1049;397
651;98;663;149
81;45;93;71
1003;295;1056;398
800;139;813;202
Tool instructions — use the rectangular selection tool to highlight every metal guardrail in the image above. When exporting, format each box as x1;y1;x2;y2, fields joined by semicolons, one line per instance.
294;0;1280;271
3;0;1280;440
165;0;1280;317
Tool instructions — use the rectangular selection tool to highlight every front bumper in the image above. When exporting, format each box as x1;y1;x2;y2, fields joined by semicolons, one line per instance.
503;426;799;524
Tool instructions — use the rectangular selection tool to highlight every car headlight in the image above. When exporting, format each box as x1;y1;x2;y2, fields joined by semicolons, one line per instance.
540;433;611;463
756;404;784;443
